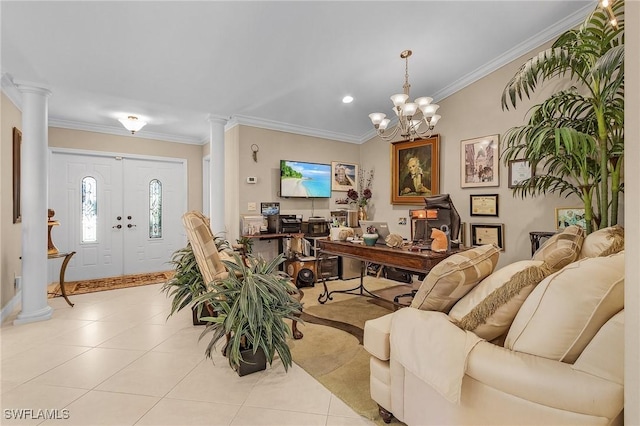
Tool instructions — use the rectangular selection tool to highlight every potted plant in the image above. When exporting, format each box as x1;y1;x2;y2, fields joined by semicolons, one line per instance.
501;1;624;234
161;233;231;325
195;253;302;376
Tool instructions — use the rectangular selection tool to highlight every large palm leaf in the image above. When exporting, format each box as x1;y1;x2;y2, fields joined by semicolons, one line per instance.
501;0;624;233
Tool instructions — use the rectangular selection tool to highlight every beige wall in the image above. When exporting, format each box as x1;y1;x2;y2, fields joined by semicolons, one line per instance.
1;93;23;309
362;42;594;268
48;127;204;213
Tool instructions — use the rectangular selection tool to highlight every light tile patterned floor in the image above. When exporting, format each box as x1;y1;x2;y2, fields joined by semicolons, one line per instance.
1;283;375;426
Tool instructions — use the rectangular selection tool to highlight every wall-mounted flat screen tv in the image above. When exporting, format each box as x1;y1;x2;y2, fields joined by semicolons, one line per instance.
280;160;331;198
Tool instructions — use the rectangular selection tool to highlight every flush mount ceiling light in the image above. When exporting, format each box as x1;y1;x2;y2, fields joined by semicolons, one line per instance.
369;50;441;142
342;95;354;104
118;115;147;134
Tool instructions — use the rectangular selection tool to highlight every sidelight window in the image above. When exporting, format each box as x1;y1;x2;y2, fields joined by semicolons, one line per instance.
149;179;162;238
81;176;97;242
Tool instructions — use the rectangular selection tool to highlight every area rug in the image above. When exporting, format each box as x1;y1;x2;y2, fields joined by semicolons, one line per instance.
47;270;174;298
290;278;409;425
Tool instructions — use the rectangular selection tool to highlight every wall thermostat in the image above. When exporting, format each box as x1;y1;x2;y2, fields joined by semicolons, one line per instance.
247;176;257;184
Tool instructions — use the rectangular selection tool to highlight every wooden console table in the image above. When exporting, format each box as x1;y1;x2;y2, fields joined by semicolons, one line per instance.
317;240;466;304
47;251;76;307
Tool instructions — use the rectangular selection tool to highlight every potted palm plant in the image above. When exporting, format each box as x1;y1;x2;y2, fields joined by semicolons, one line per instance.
195;253;302;376
501;0;624;234
161;234;231;325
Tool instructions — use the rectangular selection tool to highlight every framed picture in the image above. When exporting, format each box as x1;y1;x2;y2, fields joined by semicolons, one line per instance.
461;134;500;188
508;159;534;188
470;194;499;217
391;135;440;205
331;161;358;192
13;127;22;224
470;223;504;250
555;207;586;230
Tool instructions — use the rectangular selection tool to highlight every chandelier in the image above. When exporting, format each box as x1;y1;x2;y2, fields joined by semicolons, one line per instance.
369;50;441;141
118;115;147;134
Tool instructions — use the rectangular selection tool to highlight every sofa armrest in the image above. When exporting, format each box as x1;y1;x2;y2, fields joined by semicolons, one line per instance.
467;341;623;420
364;313;394;361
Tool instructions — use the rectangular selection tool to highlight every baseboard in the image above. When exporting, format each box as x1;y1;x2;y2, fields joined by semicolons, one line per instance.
1;290;21;324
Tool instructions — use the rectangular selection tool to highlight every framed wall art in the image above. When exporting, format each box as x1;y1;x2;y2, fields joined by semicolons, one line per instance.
470;223;504;250
555;207;586;230
391;135;440;205
508;159;534;188
13;127;22;223
461;134;500;188
470;194;499;217
331;161;358;192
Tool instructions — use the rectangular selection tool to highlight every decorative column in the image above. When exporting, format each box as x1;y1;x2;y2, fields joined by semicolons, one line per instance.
208;115;227;234
14;81;53;325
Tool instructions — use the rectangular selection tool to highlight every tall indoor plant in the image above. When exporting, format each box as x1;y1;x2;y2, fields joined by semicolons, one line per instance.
161;234;230;324
501;0;624;233
195;253;302;375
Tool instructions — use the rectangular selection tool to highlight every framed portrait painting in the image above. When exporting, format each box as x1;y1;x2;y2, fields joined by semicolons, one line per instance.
331;161;358;192
391;135;440;205
555;207;586;230
460;134;500;188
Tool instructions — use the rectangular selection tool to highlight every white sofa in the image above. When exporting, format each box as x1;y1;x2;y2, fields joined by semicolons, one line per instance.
364;226;625;425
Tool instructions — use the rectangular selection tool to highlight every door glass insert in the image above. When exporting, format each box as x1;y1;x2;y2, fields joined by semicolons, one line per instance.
149;179;162;238
81;176;97;242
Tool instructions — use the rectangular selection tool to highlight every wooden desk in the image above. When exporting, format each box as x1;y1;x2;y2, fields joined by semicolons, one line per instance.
317;240;465;304
47;251;76;307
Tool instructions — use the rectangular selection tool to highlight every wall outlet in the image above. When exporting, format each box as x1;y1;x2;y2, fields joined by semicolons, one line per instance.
248;202;257;211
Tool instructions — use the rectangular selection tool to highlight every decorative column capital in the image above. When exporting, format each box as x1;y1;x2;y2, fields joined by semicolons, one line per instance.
207;113;228;126
14;79;52;97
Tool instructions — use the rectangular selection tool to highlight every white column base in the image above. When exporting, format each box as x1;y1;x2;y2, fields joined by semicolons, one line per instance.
14;305;53;325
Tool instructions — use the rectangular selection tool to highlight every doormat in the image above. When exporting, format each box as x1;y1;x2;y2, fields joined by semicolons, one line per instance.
48;271;174;298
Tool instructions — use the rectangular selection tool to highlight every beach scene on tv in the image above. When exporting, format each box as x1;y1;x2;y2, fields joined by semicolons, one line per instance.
280;160;331;198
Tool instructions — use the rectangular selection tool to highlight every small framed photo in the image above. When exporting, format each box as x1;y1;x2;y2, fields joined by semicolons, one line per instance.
508;159;534;188
470;194;499;217
461;134;500;188
470;223;504;250
331;161;358;192
555;207;586;230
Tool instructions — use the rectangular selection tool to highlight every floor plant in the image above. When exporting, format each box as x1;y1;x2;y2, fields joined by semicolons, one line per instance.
195;253;302;374
501;0;624;233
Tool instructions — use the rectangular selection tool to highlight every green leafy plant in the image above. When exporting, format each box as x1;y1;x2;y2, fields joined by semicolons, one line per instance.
161;233;231;319
195;253;302;372
236;236;254;254
501;0;624;233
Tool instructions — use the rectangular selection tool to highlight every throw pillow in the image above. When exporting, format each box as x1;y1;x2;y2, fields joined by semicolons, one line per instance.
505;251;625;363
533;225;584;271
579;225;624;258
449;260;551;340
410;244;500;313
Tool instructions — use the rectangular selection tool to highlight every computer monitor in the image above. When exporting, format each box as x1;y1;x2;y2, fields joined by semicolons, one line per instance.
359;221;391;245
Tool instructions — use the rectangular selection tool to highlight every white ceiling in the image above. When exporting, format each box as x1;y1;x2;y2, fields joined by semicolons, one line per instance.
1;1;594;145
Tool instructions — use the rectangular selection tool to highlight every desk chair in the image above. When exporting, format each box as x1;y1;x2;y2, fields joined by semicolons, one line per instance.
182;211;303;339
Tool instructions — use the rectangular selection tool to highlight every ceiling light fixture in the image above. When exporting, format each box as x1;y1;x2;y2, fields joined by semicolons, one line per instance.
118;115;147;134
600;0;618;28
369;50;441;142
342;95;354;104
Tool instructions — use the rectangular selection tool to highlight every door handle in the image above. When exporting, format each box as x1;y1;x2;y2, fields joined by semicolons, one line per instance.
112;224;122;229
127;224;137;228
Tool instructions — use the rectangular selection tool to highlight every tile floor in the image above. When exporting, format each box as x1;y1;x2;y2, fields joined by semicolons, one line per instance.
1;283;376;425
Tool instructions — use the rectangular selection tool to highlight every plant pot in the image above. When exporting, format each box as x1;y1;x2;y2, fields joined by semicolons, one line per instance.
237;346;267;376
363;233;378;246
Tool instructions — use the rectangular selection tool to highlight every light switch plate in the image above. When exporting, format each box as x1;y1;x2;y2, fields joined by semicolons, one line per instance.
248;202;257;211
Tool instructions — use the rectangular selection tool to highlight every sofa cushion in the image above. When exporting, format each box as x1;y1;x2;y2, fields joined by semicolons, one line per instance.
533;225;584;271
410;244;500;313
579;225;624;258
505;251;625;363
449;260;550;340
363;313;394;361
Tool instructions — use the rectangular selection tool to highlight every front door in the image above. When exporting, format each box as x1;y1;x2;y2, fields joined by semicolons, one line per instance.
49;150;187;281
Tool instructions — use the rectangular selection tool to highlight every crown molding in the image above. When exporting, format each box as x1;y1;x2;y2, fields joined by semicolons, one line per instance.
48;118;205;145
432;3;593;102
1;74;23;110
228;115;364;144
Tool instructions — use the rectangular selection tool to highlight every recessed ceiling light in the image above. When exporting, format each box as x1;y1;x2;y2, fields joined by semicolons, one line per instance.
342;95;354;104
